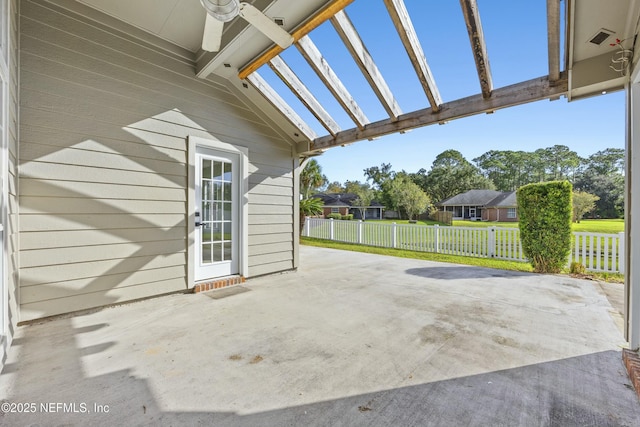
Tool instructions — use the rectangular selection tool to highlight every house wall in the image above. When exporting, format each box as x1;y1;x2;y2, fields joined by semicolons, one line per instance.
2;0;20;367
18;0;296;320
484;208;518;222
322;207;348;217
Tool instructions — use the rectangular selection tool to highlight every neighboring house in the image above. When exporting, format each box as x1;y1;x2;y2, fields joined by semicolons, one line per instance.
437;190;518;222
483;191;519;222
312;194;384;220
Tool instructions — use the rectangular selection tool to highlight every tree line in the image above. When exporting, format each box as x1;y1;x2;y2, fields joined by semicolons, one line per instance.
301;145;625;219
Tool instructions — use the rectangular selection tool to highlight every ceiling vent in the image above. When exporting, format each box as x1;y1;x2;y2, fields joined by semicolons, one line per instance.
273;17;285;27
589;28;615;45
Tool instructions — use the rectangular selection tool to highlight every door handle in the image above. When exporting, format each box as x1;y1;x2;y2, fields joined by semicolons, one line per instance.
195;222;203;227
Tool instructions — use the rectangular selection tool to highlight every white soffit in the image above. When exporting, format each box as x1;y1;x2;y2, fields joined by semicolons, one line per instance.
571;0;635;63
75;0;206;52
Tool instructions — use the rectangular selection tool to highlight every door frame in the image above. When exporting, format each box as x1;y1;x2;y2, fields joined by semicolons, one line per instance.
188;136;249;287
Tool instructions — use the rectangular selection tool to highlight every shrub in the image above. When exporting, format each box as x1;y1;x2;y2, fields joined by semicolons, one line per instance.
569;262;586;275
342;214;354;220
326;213;342;220
517;181;572;273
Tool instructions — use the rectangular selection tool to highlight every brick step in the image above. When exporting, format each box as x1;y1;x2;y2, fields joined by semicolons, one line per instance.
623;349;640;399
193;276;245;293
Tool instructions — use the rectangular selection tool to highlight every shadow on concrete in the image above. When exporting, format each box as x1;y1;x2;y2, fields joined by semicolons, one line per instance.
405;266;533;280
1;331;638;427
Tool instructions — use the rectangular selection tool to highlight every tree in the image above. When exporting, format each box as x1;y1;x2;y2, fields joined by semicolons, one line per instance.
351;187;375;220
363;163;393;189
397;181;431;220
299;197;323;235
385;173;411;217
344;180;370;194
572;191;599;223
537;145;582;182
474;150;532;191
574;171;624;218
423;150;495;202
586;148;625;175
325;181;344;193
300;159;327;199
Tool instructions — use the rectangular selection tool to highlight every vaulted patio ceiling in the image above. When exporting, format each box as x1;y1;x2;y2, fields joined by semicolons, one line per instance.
73;0;640;155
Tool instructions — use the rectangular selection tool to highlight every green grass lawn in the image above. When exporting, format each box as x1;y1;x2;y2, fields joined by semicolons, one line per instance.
367;218;624;233
571;219;624;233
301;236;624;283
301;236;533;272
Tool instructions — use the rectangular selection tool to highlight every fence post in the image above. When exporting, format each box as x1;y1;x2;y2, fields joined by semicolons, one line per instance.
357;220;363;244
619;231;626;274
434;224;440;253
304;217;310;236
488;227;496;258
330;218;334;241
392;222;397;248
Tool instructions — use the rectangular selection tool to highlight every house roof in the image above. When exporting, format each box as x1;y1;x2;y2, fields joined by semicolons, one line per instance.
438;189;502;206
485;191;517;208
312;193;383;208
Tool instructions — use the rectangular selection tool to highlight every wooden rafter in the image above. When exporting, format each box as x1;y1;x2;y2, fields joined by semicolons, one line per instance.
238;0;355;80
268;56;341;136
296;35;369;130
547;0;561;82
246;72;318;141
331;10;402;121
460;0;493;98
383;0;442;112
311;74;568;151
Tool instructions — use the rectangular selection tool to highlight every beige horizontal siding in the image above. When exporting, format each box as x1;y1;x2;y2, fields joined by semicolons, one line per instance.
20;278;186;320
3;0;20;363
19;0;296;320
21;253;186;286
20;179;187;201
249;261;294;277
20;228;186;250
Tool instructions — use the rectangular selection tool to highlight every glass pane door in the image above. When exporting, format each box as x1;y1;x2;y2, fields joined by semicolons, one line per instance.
195;149;238;280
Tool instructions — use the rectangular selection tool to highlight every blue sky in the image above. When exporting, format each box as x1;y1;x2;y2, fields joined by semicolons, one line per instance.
259;0;625;183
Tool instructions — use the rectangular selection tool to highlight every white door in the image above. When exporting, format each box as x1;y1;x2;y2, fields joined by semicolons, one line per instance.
195;147;239;280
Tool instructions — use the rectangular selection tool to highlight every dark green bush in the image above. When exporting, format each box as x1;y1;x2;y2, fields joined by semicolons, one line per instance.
517;181;572;273
342;214;354;220
326;213;342;220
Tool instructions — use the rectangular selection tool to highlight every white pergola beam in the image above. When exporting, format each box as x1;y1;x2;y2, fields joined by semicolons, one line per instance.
331;10;403;121
383;0;442;112
268;55;341;136
460;0;493;99
296;35;369;129
311;75;567;151
547;0;561;82
246;72;318;141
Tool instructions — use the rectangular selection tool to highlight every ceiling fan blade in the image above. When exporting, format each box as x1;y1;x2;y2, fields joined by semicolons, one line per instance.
202;13;224;52
239;3;294;49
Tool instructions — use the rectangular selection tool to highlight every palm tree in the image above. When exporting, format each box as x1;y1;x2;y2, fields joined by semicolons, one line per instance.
300;159;327;199
299;197;323;235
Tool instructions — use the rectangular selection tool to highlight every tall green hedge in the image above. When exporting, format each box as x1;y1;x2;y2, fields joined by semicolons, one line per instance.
517;181;572;273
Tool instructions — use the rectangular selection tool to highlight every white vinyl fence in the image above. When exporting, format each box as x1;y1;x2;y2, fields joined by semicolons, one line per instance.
569;232;625;274
303;218;625;273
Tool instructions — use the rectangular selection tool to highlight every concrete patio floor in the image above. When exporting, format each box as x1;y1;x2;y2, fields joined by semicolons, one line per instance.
1;245;639;426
